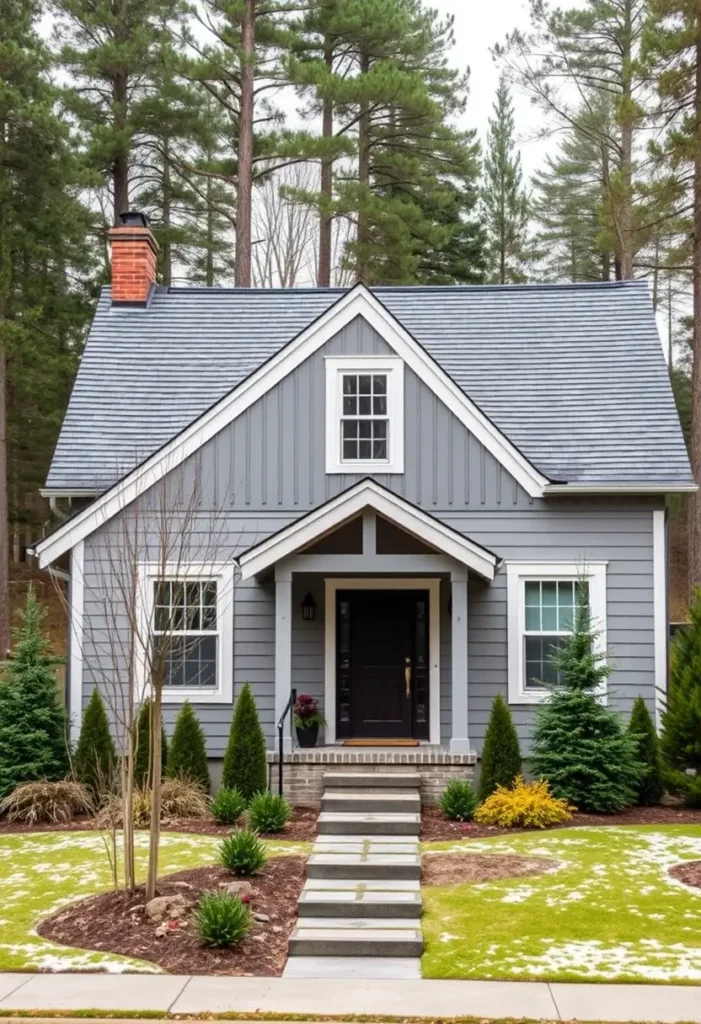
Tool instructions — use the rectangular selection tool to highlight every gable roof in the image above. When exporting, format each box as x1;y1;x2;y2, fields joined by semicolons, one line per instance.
237;478;500;581
35;286;548;567
46;278;693;498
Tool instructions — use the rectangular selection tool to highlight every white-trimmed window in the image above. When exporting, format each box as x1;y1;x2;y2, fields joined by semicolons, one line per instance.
325;356;404;474
506;561;607;704
136;563;234;704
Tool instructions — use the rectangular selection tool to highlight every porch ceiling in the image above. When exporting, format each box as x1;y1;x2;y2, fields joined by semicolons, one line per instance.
236;478;500;581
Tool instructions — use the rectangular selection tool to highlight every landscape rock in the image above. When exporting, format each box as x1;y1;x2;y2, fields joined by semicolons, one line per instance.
145;894;189;922
221;880;254;898
253;912;271;923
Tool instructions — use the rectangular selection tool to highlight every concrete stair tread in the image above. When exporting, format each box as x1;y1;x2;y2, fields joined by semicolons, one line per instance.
308;853;420;865
282;955;422;979
314;834;419;845
302;878;420;891
300;889;421;903
322;772;421;788
319;811;420;821
294;917;421;930
312;842;419;856
288;926;423;956
323;789;420;800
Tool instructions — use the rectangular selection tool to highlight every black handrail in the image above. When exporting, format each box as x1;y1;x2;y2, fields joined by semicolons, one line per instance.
276;687;297;796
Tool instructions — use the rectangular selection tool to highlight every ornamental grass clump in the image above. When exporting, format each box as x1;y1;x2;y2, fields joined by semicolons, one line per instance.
196;891;251;947
475;775;574;828
439;778;477;821
0;779;93;824
219;828;267;876
211;786;247;825
247;791;290;833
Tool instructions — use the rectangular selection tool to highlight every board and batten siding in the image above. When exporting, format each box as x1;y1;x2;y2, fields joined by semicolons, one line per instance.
76;312;662;754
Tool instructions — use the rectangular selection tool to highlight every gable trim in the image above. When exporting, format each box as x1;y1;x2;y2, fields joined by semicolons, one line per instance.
237;479;500;581
34;283;548;568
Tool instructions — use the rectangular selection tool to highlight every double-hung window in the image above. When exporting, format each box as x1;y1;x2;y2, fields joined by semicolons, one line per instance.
325;356;404;474
507;562;607;704
136;563;234;704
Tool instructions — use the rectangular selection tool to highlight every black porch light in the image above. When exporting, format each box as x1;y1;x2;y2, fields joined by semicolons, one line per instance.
301;592;316;621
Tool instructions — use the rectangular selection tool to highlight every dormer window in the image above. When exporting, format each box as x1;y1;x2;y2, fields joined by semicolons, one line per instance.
325;356;404;474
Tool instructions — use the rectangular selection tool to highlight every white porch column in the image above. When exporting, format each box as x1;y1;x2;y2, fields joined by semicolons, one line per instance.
274;566;293;753
450;570;471;753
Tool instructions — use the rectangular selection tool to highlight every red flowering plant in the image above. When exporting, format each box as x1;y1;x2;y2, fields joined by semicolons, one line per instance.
293;694;327;729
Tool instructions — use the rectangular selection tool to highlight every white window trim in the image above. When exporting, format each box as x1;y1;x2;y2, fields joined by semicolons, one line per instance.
507;561;608;705
324;577;440;745
325;355;404;474
135;562;234;705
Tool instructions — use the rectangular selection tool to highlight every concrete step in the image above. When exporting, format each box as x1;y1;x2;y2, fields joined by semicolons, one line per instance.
312;838;419;855
303;877;420;892
288;920;423;958
298;886;422;919
321;789;421;814
322;771;421;790
318;811;420;836
306;853;421;880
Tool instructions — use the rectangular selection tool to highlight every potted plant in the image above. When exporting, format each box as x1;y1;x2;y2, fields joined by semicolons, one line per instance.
294;694;326;748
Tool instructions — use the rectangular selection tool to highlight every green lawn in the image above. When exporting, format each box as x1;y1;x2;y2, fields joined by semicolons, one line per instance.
0;831;309;973
421;825;701;984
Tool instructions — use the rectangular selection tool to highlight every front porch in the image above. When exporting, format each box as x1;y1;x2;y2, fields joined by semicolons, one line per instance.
237;479;501;767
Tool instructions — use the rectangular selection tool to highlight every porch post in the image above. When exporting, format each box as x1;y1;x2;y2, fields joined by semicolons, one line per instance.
274;566;293;753
450;570;471;753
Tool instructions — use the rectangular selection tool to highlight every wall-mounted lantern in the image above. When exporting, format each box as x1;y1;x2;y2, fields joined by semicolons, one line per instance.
301;592;316;621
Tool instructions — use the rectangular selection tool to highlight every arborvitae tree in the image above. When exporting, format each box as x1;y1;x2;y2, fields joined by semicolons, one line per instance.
222;682;267;799
73;687;117;797
627;696;664;806
166;701;210;791
478;694;522;802
133;698;168;789
0;588;70;798
531;583;642;813
482;76;530;284
661;590;701;803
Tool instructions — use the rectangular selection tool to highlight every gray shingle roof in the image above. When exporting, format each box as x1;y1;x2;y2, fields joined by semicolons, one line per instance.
46;280;693;491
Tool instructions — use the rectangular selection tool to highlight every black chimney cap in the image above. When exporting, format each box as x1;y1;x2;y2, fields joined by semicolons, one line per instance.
118;210;150;228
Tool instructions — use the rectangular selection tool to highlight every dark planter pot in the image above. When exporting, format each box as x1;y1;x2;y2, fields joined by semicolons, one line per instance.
296;722;319;748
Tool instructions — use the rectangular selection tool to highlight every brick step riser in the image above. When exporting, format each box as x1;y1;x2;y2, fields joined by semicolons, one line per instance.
288;937;424;957
306;863;421;881
297;901;421;919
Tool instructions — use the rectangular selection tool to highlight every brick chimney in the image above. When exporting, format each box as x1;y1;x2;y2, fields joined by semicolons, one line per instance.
108;211;158;304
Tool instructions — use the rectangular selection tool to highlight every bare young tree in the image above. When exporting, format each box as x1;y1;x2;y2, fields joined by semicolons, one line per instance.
252;163;319;287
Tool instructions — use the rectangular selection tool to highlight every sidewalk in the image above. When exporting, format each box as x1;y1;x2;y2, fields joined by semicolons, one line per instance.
0;972;700;1022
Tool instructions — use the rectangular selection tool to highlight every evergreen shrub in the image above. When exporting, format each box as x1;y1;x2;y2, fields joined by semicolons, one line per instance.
221;683;267;799
196;891;251;947
73;688;117;797
478;693;522;802
475;776;574;828
439;778;477;821
166;701;210;791
211;786;247;825
248;791;290;833
661;591;701;806
219;828;267;876
627;696;664;806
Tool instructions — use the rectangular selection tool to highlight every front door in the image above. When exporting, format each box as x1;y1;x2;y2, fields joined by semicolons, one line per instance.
336;589;430;740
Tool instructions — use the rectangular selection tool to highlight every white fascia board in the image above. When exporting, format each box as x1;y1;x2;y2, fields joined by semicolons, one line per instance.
544;482;698;495
40;488;101;498
35;283;546;568
237;479;498;581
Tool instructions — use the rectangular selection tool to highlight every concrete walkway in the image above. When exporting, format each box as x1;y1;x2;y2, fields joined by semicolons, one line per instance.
0;972;700;1021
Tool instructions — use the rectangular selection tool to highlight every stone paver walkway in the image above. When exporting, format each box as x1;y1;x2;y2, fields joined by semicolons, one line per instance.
0;972;700;1021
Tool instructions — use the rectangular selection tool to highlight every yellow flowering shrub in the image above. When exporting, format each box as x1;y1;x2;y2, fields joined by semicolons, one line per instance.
474;775;575;828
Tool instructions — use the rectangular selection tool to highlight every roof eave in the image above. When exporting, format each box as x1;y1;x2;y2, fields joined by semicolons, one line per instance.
543;481;698;495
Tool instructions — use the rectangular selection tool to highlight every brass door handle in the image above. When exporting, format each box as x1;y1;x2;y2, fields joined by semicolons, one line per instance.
404;659;411;697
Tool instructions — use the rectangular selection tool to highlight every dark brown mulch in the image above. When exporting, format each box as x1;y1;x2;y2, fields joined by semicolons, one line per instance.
669;860;701;890
422;851;559;886
38;856;306;976
421;803;701;842
0;806;318;841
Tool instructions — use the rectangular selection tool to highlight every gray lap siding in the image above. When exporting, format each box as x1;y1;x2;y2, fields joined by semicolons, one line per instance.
80;499;659;755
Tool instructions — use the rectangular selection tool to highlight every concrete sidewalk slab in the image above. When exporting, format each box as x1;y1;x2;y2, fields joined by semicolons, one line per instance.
550;982;701;1023
0;974;191;1012
282;956;422;980
0;976;31;1001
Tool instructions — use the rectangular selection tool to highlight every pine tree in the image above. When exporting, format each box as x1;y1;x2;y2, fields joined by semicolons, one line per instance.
661;590;701;802
0;588;70;799
74;688;117;797
133;698;168;789
531;583;642;813
166;701;210;791
627;696;664;806
478;694;522;802
482;77;530;283
222;682;267;799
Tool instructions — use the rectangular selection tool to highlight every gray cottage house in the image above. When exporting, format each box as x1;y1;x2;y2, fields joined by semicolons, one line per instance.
34;215;695;803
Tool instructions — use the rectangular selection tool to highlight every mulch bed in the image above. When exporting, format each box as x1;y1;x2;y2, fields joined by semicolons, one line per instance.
421;803;701;842
0;806;318;841
422;851;559;886
38;856;306;976
669;860;701;890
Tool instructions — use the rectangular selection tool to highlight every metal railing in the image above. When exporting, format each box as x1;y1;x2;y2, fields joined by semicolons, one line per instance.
276;687;297;796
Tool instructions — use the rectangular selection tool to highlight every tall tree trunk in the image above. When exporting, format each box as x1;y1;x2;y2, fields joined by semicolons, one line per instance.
161;141;172;285
0;126;10;658
688;21;701;591
206;180;214;287
235;0;255;288
112;72;129;224
617;0;635;279
356;48;370;282
318;42;334;287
